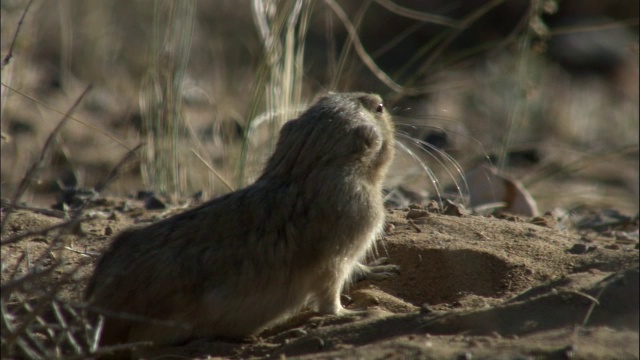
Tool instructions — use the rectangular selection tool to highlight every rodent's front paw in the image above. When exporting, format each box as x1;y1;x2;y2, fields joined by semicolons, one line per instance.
334;307;366;316
354;258;401;282
308;308;370;328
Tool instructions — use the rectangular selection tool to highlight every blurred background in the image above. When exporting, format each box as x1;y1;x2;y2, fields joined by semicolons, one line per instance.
1;0;638;214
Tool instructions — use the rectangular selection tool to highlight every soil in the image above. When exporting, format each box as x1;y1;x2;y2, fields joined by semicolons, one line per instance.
1;4;638;359
1;197;638;359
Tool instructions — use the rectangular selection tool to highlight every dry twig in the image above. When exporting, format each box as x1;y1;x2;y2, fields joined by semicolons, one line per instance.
1;0;35;68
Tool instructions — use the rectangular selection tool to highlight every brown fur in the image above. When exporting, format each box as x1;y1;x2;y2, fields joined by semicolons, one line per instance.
85;92;395;347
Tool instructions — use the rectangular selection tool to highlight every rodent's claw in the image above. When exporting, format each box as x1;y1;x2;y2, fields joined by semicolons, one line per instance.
353;259;400;282
309;308;370;327
366;257;389;266
363;264;401;281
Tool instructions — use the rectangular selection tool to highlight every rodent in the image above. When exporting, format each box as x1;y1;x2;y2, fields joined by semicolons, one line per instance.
85;92;396;348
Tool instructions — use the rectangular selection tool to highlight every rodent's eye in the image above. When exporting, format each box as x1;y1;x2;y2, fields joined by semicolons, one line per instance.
376;103;384;113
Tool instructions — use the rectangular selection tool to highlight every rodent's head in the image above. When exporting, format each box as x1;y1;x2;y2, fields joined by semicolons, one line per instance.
261;92;394;185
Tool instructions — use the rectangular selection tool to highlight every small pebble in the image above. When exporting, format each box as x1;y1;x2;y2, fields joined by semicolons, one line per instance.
426;200;440;213
144;195;167;210
442;199;468;216
136;190;155;200
567;243;589;254
562;344;577;359
406;209;429;219
420;303;434;314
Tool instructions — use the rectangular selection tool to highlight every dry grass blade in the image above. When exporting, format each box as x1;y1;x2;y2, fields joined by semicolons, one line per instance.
323;0;408;94
374;0;460;27
0;201;67;219
1;0;35;68
51;301;83;355
94;142;144;193
2;277;60;354
84;305;192;331
191;148;235;192
1;84;93;235
329;0;371;89
0;83;130;149
1;220;75;247
496;1;540;169
1;259;96;358
89;315;103;353
581;274;614;328
410;0;506;84
81;341;153;359
1;265;58;295
550;17;639;35
5;252;27;289
523;144;640;187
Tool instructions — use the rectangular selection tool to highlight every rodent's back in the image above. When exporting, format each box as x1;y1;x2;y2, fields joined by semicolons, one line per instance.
85;92;395;347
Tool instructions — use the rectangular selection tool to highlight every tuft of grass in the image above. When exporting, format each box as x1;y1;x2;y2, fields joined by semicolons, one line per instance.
140;0;197;200
496;0;552;170
235;0;313;187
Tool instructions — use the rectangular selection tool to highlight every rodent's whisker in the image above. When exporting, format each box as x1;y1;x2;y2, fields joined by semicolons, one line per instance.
393;140;444;205
396;133;469;202
394;114;459;123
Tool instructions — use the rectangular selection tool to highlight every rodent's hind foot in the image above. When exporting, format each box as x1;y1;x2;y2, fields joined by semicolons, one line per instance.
307;308;371;328
353;257;400;282
316;298;368;319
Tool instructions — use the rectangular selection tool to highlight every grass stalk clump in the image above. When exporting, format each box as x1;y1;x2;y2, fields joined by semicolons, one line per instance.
236;0;312;187
140;0;197;199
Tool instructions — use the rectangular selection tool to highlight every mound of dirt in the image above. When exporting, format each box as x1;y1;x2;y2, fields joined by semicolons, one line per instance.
1;201;638;359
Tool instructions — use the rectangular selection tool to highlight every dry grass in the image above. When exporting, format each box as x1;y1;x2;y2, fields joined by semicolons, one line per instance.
140;0;197;200
0;99;143;358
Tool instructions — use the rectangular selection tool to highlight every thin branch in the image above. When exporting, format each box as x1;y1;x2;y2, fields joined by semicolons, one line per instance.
1;0;35;68
1;84;93;236
1;220;75;247
0;83;130;149
323;0;412;94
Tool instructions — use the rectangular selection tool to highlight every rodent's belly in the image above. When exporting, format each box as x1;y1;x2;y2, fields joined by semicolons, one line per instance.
196;280;313;337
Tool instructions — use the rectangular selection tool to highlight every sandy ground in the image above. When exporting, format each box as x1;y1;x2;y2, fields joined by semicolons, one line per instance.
1;196;638;359
1;4;638;358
